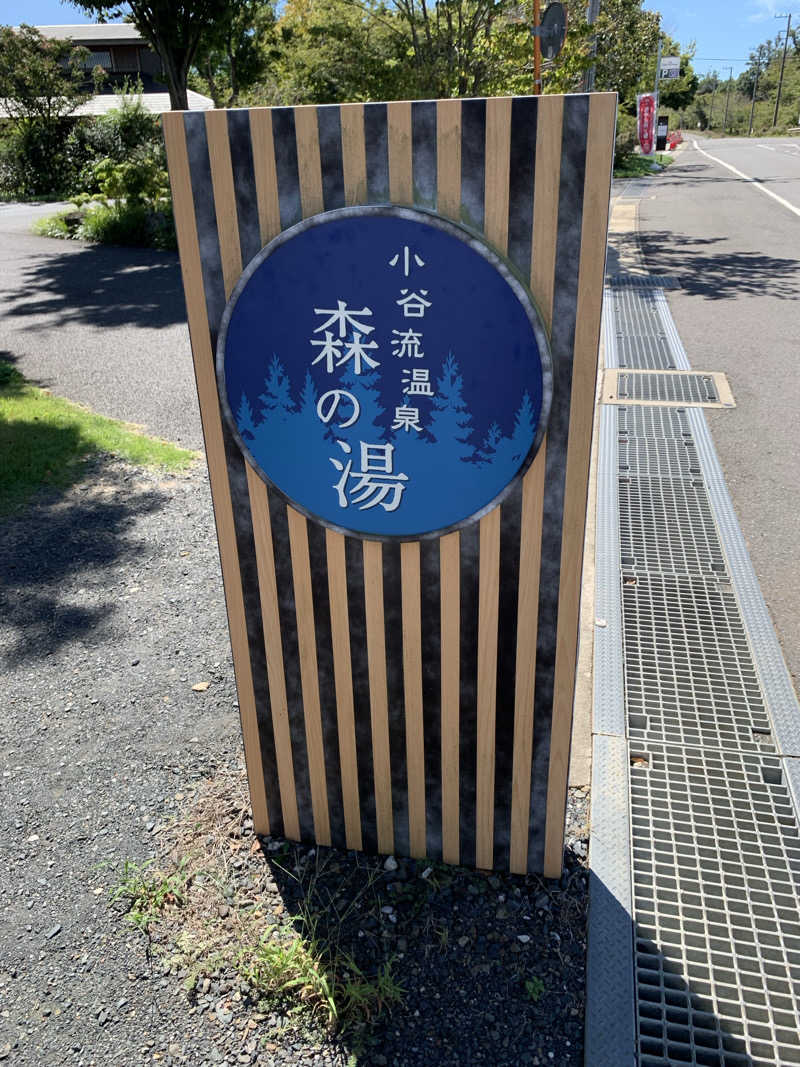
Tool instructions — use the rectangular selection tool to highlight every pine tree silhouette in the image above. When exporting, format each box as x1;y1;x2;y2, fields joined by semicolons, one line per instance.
428;353;476;463
477;420;502;465
510;391;535;463
236;393;258;441
257;355;295;424
336;364;386;447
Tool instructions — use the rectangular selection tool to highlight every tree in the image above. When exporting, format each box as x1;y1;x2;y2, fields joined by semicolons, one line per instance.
264;0;408;105
0;25;94;125
190;0;278;107
428;354;476;463
68;0;238;110
258;355;295;422
544;0;659;103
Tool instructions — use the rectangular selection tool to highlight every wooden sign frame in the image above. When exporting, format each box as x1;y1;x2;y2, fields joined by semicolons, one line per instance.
163;93;615;877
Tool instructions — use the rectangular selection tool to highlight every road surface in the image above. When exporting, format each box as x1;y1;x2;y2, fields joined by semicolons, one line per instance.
637;136;800;691
0;202;202;450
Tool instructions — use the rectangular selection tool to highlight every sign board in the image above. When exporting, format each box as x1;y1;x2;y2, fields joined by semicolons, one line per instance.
638;92;656;155
220;206;551;540
660;56;680;80
656;115;669;152
163;94;615;878
537;2;568;61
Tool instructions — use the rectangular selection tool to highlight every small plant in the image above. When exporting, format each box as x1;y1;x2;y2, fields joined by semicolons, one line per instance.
525;976;546;1003
110;859;190;932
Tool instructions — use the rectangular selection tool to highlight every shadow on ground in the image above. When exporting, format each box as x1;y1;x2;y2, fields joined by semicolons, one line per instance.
0;452;168;666
257;840;587;1065
5;242;185;331
637;230;800;301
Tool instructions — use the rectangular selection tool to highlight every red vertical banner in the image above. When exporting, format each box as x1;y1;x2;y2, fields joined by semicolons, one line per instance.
637;93;656;155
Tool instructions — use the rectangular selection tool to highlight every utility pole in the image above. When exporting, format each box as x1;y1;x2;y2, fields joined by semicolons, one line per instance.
709;77;718;128
654;17;662;126
722;67;734;133
749;63;761;136
773;13;794;127
585;0;602;92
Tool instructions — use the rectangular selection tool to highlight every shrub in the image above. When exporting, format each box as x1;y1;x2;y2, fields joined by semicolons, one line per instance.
75;201;176;250
0;118;79;199
614;110;638;167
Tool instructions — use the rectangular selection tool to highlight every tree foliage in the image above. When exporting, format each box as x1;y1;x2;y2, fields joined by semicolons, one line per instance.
190;0;278;107
0;24;95;124
68;0;238;109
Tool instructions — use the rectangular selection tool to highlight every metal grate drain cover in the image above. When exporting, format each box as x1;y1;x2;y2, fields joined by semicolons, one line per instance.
612;288;663;337
631;743;800;1067
605;372;735;408
619;436;702;479
618;405;693;440
623;573;774;753
609;272;683;290
616;334;677;371
619;476;727;578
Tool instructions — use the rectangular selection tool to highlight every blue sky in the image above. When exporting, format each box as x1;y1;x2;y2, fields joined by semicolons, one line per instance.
4;0;788;80
645;0;793;78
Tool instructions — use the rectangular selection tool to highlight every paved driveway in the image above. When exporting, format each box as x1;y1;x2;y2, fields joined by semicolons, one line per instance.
0;202;203;450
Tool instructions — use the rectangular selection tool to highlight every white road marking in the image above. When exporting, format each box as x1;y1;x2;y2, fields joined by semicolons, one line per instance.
756;144;776;151
692;139;800;220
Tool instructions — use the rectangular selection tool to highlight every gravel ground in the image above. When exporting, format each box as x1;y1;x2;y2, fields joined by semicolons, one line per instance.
0;457;590;1066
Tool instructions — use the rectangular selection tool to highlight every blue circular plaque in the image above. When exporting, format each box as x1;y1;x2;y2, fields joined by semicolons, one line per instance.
218;206;552;540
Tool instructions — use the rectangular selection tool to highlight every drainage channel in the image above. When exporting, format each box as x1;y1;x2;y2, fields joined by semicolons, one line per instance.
586;261;800;1065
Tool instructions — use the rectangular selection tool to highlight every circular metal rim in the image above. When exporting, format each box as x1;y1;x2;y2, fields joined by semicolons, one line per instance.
216;203;554;543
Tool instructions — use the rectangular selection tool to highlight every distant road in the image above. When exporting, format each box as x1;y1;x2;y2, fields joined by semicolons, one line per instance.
0;202;202;450
637;136;800;689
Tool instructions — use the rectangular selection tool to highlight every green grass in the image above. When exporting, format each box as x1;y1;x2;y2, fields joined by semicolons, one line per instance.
0;362;195;514
613;152;675;178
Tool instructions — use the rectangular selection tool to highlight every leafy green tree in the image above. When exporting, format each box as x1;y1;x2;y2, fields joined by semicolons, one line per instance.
0;25;94;124
263;0;408;104
0;25;101;197
190;0;278;107
68;0;238;109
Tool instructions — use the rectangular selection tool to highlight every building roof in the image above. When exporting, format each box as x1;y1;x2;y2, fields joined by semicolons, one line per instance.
74;90;214;115
0;90;214;119
31;24;144;45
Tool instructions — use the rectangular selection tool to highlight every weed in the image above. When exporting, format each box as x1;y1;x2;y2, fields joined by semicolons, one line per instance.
525;976;546;1003
32;211;72;238
613;152;674;179
110;858;190;932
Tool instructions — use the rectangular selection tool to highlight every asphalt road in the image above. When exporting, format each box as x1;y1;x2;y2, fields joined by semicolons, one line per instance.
0;202;203;450
637;136;800;690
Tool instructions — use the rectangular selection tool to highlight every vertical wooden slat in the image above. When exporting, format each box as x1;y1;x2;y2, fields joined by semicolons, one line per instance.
401;542;426;856
205;110;242;294
246;466;300;840
543;93;615;877
286;506;331;845
473;97;511;870
436;99;461;222
530;95;564;331
509;449;547;873
434;101;463;866
475;508;501;869
248;108;281;245
340;104;368;206
388;101;413;205
439;531;461;864
509;94;563;875
363;539;394;854
162;113;269;833
326;530;362;850
483;97;512;253
294;105;325;217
